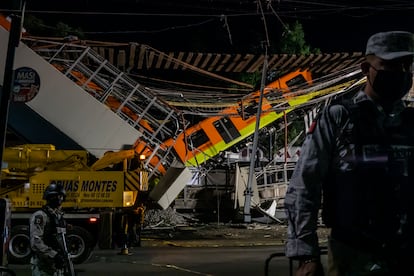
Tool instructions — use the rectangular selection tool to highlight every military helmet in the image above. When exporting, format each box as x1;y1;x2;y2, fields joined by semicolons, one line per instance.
43;183;66;200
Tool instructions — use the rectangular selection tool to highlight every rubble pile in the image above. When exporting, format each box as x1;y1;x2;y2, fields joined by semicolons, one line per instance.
144;207;189;228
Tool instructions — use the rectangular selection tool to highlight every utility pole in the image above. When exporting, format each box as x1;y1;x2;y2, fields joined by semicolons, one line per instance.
0;1;25;173
243;51;268;223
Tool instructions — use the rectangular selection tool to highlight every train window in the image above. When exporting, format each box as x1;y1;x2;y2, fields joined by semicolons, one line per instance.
213;117;241;144
237;102;257;120
285;74;307;88
188;129;210;149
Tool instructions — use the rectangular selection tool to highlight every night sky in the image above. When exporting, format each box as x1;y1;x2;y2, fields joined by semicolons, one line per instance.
1;0;414;54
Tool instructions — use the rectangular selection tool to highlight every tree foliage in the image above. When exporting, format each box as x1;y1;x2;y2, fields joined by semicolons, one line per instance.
23;15;84;38
238;20;320;88
23;15;45;34
278;21;320;55
54;22;84;38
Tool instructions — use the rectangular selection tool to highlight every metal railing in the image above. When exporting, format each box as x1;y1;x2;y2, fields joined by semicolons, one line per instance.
24;38;186;176
256;162;296;207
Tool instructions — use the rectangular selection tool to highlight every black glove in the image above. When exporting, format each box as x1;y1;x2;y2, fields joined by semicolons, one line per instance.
54;254;65;269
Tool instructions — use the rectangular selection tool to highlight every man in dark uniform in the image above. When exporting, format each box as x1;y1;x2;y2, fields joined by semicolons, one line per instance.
30;183;67;276
285;31;414;275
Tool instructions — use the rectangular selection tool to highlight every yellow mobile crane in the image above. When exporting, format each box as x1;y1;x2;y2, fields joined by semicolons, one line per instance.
1;144;149;264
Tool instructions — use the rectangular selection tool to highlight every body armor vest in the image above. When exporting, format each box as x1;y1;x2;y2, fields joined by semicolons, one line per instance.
322;100;414;249
42;206;66;252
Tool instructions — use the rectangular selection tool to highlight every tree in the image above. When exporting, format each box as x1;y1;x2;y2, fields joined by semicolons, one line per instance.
278;21;320;55
237;21;320;89
55;22;84;38
23;15;45;34
23;15;84;39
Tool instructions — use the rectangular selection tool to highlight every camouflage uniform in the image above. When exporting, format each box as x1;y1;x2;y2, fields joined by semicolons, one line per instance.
30;206;66;276
285;91;414;275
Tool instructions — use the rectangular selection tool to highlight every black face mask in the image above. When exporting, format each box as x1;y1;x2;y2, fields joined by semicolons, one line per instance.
48;196;63;208
371;69;413;103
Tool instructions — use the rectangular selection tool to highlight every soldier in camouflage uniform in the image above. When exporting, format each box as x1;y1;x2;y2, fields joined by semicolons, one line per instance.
285;31;414;275
30;183;67;276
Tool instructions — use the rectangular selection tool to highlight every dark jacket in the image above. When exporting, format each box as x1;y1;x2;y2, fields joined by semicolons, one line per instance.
285;91;414;258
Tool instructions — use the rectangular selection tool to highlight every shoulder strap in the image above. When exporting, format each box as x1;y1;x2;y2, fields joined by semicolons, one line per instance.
327;98;362;146
41;206;60;227
324;95;357;119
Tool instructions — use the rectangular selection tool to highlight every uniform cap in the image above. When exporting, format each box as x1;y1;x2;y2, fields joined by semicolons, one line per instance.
365;31;414;60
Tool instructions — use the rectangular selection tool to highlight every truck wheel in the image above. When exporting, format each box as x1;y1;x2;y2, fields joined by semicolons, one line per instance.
67;226;94;264
8;225;31;264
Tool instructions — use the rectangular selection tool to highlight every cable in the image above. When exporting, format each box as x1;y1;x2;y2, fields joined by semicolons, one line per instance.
84;18;216;35
257;0;270;48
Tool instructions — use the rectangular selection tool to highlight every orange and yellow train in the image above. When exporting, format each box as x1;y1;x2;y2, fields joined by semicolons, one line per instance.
134;69;313;174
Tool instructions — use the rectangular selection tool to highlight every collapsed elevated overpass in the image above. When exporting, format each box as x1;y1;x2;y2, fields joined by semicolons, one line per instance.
0;18;366;209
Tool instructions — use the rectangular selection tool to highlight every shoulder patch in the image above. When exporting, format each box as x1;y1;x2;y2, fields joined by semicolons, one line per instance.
305;107;321;134
307;120;317;134
34;215;44;225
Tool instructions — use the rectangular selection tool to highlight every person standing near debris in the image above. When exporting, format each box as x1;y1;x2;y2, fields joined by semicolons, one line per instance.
284;31;414;275
30;183;69;276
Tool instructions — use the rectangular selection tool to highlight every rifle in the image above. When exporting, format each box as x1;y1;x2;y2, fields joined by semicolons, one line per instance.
56;226;76;276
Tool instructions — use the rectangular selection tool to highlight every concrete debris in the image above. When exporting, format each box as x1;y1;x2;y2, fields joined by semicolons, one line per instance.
144;207;188;228
246;223;273;230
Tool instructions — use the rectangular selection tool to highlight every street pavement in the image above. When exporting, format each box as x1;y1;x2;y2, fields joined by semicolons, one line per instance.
7;224;329;275
9;246;328;276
